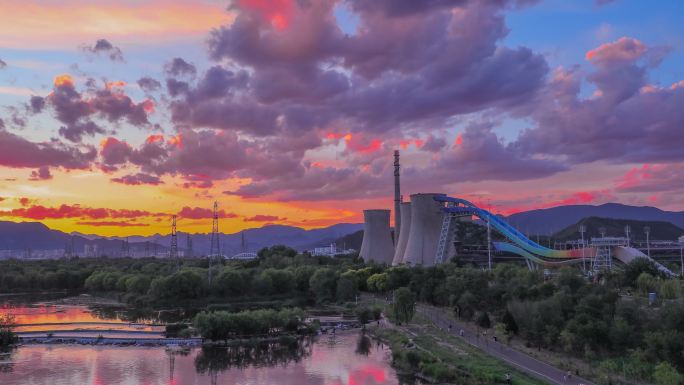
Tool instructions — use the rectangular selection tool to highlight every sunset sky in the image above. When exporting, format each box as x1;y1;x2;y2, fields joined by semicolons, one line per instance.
0;0;683;236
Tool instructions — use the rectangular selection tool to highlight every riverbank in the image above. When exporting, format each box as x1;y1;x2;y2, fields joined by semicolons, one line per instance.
17;336;202;346
368;313;547;385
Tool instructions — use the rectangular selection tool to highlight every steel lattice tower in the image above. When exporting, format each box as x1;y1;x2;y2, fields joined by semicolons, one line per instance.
186;234;193;258
209;201;221;257
170;215;179;269
208;201;221;285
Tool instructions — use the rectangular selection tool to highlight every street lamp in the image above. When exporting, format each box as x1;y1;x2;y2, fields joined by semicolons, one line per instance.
579;224;587;273
624;225;631;247
644;226;651;258
679;236;684;278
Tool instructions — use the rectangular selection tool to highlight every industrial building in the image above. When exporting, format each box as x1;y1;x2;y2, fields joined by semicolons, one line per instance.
359;209;395;264
357;150;678;276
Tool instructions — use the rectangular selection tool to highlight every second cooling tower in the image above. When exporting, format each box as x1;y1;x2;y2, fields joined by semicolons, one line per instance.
359;209;395;264
391;202;411;265
403;193;450;266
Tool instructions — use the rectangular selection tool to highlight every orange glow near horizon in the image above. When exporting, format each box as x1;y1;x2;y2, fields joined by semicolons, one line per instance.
0;168;365;236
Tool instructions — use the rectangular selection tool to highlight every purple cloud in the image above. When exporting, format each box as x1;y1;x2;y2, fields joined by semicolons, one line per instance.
111;172;163;186
0;128;96;170
81;39;124;61
164;58;196;77
29;166;53;181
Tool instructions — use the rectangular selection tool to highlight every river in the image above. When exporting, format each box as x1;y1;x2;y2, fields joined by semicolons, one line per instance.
0;296;410;385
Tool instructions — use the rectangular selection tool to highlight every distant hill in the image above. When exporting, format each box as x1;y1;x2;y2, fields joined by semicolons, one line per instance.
552;217;684;241
0;220;362;256
0;221;161;256
332;229;364;251
507;203;684;236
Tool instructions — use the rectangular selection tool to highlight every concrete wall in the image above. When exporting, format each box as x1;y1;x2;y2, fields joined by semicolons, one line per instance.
392;202;411;265
403;193;449;266
359;209;395;264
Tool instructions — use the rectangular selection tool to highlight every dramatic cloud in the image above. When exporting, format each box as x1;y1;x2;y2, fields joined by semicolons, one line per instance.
164;57;196;77
431;121;567;182
244;214;285;222
29;96;46;113
514;37;684;165
177;206;238;219
46;74;153;142
76;221;149;227
29;166;53;181
97;130;299;187
0;204;157;220
168;0;547;141
81;39;124;61
0;128;96;170
137;77;162;92
615;163;684;193
59;121;106;142
111;172;163;186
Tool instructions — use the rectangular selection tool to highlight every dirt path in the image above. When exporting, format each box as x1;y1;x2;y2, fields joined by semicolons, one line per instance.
417;304;596;385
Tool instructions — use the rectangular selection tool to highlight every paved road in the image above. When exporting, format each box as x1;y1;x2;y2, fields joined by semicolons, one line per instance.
416;304;595;385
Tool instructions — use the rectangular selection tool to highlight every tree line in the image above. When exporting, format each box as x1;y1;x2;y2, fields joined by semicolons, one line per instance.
366;258;684;385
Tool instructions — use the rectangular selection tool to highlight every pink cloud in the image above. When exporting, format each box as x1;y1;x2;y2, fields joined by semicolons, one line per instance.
244;214;285;222
178;206;238;219
75;221;149;227
586;37;647;66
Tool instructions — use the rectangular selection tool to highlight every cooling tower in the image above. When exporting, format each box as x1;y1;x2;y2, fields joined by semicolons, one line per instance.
391;202;412;265
403;193;450;266
359;209;395;264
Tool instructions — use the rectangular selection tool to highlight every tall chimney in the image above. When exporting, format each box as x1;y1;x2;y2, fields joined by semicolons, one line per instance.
393;150;401;243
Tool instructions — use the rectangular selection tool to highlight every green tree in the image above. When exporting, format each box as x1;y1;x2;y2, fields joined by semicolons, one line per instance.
654;362;683;385
502;309;518;334
637;272;658;295
336;273;358;302
0;314;17;348
367;273;388;292
476;311;491;329
660;280;681;299
309;268;338;303
624;258;662;287
214;269;248;296
125;275;151;294
262;268;295;294
392;287;416;324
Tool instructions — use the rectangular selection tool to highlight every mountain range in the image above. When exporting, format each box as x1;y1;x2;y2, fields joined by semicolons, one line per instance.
2;202;684;256
0;221;362;256
506;203;684;236
551;217;684;241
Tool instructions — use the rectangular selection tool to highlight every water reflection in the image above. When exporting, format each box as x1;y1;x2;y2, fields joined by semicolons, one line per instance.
0;348;14;374
356;333;371;356
0;333;409;385
195;337;311;374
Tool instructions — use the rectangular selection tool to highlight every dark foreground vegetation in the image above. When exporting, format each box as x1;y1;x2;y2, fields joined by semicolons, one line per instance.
367;258;684;385
0;315;17;349
0;246;373;308
2;245;684;384
193;308;311;341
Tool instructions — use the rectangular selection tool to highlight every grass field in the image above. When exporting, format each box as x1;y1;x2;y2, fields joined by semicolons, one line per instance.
369;313;547;385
